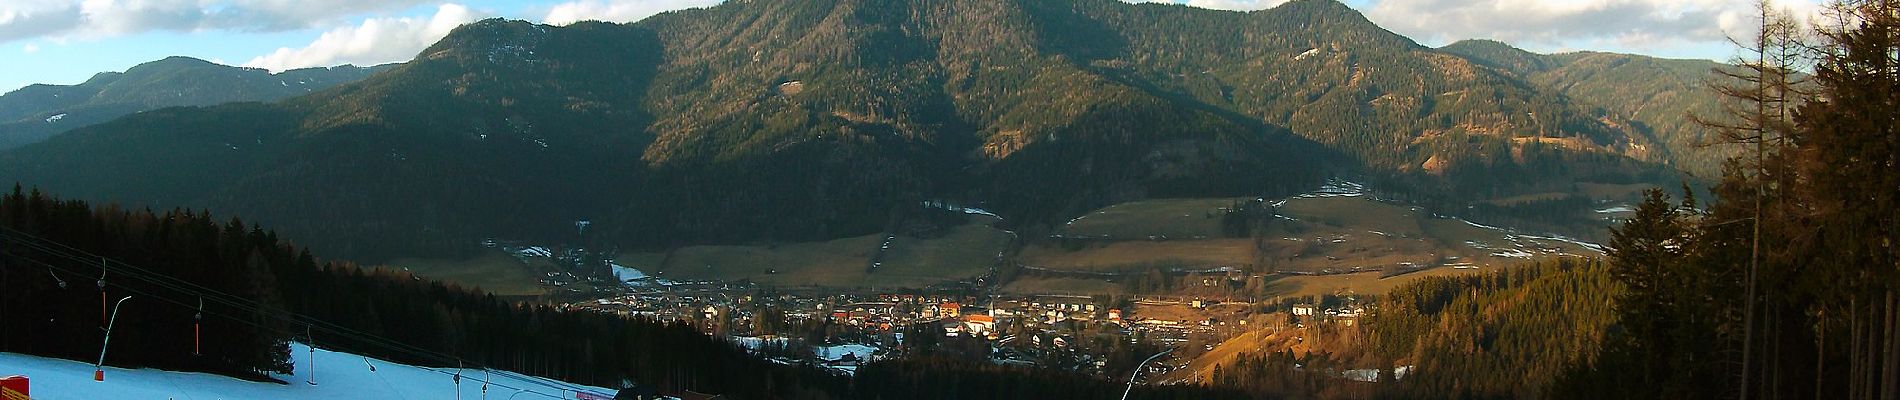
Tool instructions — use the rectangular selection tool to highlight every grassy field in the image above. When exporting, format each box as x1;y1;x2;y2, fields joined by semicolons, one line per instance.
1578;182;1656;200
388;251;548;296
1018;238;1256;272
1482;192;1574;206
877;224;1012;283
1014;194;1601;296
621;222;1011;288
1278;196;1421;233
1057;198;1247;239
1280;195;1595;272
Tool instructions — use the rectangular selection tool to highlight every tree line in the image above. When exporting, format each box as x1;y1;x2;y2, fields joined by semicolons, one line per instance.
0;185;1260;399
0;186;846;397
1562;1;1900;398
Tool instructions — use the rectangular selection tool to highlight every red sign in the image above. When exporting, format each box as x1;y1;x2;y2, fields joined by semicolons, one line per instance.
1;375;27;400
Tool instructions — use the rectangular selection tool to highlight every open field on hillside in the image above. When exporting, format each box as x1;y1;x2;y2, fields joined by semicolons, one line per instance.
1578;182;1656;200
1025;195;1598;277
1019;238;1256;272
1482;192;1573;206
388;251;549;296
623;221;1011;288
1160;327;1299;383
1013;192;1602;296
1057;198;1247;239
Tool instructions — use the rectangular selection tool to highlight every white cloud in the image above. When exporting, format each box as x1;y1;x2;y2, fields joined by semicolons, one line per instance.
241;3;484;71
0;0;433;43
21;43;38;53
1122;0;1821;60
542;0;721;26
219;0;438;30
1361;0;1823;52
1;1;85;42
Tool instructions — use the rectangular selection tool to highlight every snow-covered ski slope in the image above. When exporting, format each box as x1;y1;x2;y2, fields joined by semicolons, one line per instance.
0;343;617;400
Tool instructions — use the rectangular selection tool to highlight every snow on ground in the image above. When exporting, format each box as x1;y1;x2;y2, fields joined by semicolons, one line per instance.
515;246;553;258
44;113;66;123
610;264;675;287
1343;368;1382;382
1295;179;1368;199
0;343;617;400
728;337;880;375
1455;218;1505;231
920;200;1000;219
1454;217;1607;255
731;337;877;361
730;336;789;351
814;344;877;361
1505;232;1607;253
1595;205;1634;214
960;207;1000;218
1489;249;1536;259
611;262;647;281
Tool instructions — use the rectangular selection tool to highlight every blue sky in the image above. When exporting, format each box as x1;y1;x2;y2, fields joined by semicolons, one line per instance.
1;0;1823;94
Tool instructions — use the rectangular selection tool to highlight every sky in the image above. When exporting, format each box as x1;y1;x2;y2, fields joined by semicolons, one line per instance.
0;0;1827;95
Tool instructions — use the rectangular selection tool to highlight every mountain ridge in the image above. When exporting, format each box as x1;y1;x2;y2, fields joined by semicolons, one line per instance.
1438;38;1736;177
0;0;1694;261
0;56;391;150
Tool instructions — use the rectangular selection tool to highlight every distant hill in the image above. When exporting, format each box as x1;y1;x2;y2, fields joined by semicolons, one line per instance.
0;56;390;149
1439;39;1735;177
0;0;1687;261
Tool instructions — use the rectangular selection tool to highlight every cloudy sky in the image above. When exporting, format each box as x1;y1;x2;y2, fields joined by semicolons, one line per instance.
0;0;1824;94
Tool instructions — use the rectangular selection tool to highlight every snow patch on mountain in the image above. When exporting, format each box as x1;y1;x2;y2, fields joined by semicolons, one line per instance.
1295;48;1322;61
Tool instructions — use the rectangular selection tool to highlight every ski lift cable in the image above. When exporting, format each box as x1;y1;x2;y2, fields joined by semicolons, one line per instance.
1;231;584;400
8;237;589;393
1;242;574;400
2;236;579;400
5;244;473;374
18;254;565;399
1;233;479;368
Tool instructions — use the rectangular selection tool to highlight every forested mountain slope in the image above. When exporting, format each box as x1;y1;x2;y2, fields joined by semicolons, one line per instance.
1440;39;1735;177
0;0;1682;261
0;56;388;149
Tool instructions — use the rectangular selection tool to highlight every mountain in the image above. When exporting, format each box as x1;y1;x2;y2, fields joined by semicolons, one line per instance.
0;0;1683;261
0;56;390;149
1439;39;1735;177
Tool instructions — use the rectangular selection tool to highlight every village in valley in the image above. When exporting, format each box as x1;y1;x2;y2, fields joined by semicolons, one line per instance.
369;178;1619;386
559;272;1374;383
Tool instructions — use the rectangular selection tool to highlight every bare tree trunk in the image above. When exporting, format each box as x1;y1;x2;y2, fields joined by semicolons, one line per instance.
1771;304;1781;400
1856;297;1865;400
1742;6;1769;395
1871;297;1881;400
1872;296;1884;400
1763;303;1778;400
1877;288;1892;400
